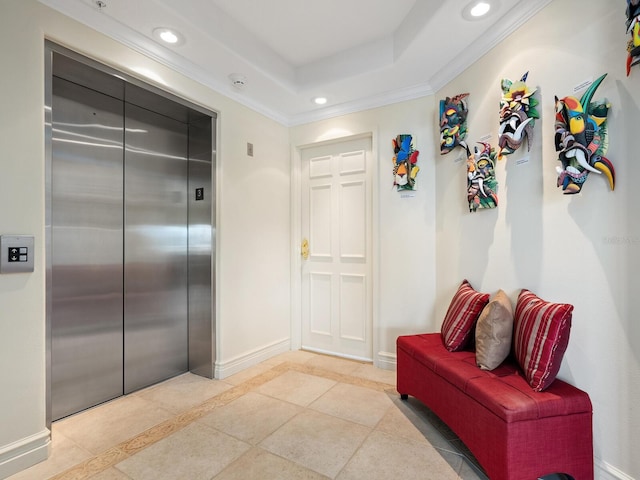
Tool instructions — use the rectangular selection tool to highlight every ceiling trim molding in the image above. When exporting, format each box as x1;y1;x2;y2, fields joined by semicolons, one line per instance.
288;82;434;127
40;0;554;127
39;0;292;125
428;0;554;93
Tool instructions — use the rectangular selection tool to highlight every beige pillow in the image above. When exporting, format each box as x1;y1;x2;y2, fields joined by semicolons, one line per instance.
475;289;514;370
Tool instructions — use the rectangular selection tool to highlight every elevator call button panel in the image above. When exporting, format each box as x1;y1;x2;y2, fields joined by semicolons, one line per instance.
0;235;35;273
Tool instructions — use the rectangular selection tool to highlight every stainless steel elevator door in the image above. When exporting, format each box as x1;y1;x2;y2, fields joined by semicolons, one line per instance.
49;48;212;421
123;104;189;393
51;77;125;421
51;81;190;417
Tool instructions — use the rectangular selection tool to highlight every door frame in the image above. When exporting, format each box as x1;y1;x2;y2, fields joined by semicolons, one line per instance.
290;131;381;365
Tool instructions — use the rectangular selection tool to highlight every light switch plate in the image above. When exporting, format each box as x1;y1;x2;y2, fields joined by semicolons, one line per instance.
1;235;35;273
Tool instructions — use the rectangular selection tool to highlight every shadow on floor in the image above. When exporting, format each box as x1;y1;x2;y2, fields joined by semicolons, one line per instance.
391;393;573;480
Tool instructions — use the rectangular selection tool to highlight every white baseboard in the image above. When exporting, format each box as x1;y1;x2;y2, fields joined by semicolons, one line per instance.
301;346;372;363
595;458;635;480
0;429;51;479
376;351;396;371
214;338;291;379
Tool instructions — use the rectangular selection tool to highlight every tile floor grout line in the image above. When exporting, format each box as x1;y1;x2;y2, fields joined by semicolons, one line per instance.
46;361;395;480
285;361;394;392
48;365;289;480
330;418;380;480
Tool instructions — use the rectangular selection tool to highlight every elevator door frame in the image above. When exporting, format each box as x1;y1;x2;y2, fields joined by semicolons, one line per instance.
44;42;218;427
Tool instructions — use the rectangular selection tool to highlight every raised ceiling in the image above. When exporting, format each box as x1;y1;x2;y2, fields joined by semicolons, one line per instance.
40;0;552;126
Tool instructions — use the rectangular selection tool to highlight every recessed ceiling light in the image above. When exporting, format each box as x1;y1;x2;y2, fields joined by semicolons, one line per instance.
160;30;178;43
313;97;328;105
462;1;496;21
470;2;491;17
153;27;184;46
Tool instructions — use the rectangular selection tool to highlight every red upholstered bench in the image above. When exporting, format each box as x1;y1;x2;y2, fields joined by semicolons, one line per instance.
396;333;593;480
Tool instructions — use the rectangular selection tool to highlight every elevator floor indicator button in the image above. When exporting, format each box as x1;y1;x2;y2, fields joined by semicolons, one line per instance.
1;236;35;272
8;247;28;262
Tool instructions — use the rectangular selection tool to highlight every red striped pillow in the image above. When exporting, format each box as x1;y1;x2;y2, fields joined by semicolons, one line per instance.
441;280;490;351
513;289;573;392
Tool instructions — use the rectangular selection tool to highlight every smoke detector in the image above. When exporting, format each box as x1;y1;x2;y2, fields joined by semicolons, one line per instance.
229;73;247;89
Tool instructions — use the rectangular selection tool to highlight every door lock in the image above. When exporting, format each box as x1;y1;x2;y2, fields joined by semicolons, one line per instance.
301;238;309;260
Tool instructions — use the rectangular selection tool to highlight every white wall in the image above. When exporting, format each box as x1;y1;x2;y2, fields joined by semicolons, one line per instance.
216;107;292;375
289;97;438;366
434;1;639;478
0;1;290;476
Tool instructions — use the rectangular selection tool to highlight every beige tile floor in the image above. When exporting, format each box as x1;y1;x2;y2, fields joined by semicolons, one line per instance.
8;350;489;480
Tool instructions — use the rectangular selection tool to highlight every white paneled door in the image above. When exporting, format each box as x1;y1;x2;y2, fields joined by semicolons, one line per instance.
301;136;373;361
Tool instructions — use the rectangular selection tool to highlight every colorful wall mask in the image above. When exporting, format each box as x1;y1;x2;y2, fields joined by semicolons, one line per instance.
439;93;469;155
497;72;539;159
467;142;498;212
627;0;640;75
392;134;419;191
554;74;615;194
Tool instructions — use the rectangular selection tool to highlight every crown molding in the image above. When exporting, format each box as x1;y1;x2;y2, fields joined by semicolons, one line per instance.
40;0;554;128
288;82;434;127
429;0;554;93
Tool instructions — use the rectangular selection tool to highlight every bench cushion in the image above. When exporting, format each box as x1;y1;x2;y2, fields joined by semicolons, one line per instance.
397;333;591;423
